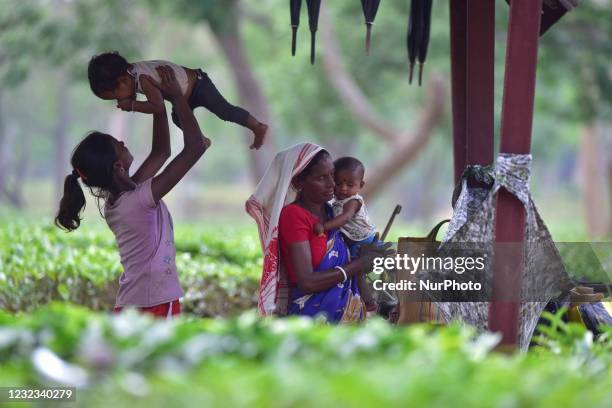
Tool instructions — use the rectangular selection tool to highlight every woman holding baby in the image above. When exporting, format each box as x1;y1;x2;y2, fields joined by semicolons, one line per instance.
247;144;392;323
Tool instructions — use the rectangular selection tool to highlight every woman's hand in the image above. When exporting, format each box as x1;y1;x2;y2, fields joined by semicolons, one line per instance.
149;66;208;204
313;222;325;236
354;234;395;274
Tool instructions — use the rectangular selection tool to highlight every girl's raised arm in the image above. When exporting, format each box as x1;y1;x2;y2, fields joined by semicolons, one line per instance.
132;74;171;184
150;66;211;203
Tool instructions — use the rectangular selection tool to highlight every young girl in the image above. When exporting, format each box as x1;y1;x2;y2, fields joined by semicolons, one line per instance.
87;51;267;150
56;66;210;318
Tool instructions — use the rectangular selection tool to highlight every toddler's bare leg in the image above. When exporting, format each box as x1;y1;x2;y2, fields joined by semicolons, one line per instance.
194;72;268;149
246;115;268;150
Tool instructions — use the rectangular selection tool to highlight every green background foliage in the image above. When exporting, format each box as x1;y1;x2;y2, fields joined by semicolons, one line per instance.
0;220;261;315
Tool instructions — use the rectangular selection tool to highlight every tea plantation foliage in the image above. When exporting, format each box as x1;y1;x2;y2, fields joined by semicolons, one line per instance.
0;220;610;406
0;305;610;407
0;221;261;315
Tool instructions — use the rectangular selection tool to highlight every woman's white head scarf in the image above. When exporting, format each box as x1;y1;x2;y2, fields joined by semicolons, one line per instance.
246;143;324;315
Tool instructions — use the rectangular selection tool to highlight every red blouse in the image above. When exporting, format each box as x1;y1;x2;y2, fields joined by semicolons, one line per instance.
278;203;328;285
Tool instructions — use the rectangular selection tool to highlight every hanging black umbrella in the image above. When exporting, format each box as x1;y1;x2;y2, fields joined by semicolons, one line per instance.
361;0;381;55
306;0;322;64
406;0;421;84
290;0;302;56
417;0;433;86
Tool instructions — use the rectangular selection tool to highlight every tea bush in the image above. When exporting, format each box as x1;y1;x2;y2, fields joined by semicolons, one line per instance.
0;304;610;407
0;220;260;315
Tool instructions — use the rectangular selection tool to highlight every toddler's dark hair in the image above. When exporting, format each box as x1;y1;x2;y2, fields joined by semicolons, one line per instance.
334;156;365;179
55;132;119;231
88;51;130;97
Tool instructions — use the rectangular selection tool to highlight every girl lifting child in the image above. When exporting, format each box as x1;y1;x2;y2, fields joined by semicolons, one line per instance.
56;66;209;318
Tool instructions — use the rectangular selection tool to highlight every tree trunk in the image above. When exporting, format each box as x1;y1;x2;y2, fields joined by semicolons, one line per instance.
0;91;25;207
211;2;275;184
54;73;70;204
608;126;612;236
417;149;439;222
578;123;607;238
608;146;612;236
362;75;445;199
0;90;6;202
13;129;31;207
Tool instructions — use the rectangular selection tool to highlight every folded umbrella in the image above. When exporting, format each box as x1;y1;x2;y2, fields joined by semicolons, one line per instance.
361;0;381;55
417;0;433;86
290;0;302;56
406;0;421;84
306;0;322;64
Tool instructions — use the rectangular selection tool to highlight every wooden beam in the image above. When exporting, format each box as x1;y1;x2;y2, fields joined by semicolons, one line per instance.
489;0;543;347
466;0;495;168
449;0;467;185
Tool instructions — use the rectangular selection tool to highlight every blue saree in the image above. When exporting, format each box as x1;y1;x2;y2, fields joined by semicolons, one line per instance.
287;211;365;323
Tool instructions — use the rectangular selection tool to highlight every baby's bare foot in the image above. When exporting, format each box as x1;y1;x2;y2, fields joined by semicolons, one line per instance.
250;123;268;150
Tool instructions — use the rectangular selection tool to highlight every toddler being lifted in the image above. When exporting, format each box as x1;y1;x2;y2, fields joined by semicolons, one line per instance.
88;51;267;149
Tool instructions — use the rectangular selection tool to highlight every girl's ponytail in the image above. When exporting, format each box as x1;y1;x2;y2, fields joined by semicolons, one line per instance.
55;131;118;231
55;171;86;231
